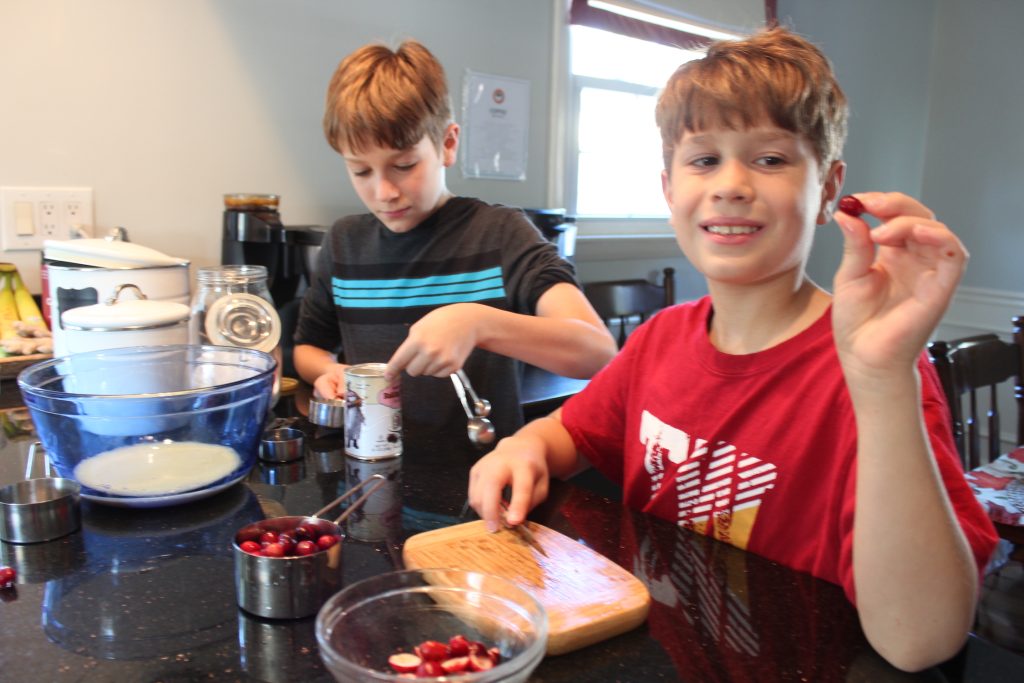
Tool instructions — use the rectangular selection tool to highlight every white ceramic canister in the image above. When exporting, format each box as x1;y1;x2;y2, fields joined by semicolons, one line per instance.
59;284;191;356
44;238;190;357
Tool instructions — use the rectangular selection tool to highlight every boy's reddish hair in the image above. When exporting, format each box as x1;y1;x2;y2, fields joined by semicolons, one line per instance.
655;27;848;173
323;39;452;154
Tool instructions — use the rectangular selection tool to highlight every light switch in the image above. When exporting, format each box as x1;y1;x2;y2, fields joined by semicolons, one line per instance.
14;201;35;236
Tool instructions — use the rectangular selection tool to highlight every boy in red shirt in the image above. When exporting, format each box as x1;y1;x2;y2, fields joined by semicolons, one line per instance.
468;27;997;671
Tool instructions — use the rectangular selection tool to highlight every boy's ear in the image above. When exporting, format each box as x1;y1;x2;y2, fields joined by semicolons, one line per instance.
817;160;846;225
442;123;460;168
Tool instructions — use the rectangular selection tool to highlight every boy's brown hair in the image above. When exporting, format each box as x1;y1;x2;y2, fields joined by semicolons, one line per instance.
655;27;848;174
323;40;452;155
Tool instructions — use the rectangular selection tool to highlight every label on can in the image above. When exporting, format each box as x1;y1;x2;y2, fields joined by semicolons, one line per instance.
344;363;402;459
344;455;402;542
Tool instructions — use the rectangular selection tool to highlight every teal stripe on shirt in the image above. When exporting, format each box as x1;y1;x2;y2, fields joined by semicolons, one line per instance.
332;266;506;309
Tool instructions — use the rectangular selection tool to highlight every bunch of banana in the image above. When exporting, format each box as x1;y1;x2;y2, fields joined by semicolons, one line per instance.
0;263;52;357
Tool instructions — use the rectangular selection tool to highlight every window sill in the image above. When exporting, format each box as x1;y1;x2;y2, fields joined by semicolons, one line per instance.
575;233;678;261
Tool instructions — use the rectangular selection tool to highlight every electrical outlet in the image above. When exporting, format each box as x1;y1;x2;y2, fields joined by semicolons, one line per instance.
39;201;59;239
0;187;93;250
62;200;91;238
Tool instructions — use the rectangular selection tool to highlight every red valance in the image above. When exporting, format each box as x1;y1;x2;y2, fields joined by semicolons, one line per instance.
568;0;778;49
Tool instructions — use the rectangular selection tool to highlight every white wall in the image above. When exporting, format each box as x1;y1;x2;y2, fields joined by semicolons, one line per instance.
0;0;555;293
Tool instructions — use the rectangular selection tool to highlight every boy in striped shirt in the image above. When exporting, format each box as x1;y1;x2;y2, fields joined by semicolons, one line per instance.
293;40;615;440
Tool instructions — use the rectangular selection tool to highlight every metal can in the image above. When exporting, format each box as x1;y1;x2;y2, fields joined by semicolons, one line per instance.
343;363;402;460
344;455;402;542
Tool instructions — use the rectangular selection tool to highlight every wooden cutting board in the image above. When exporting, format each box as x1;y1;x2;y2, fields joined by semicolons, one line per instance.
402;520;650;655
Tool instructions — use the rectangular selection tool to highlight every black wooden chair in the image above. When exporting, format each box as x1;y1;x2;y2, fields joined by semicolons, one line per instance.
927;316;1024;557
583;267;675;348
927;320;1024;471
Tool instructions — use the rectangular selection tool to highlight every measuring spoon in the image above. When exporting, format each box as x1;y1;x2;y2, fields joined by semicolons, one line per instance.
450;373;496;445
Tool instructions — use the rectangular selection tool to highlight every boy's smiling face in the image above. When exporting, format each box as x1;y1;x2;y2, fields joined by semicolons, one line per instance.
662;124;843;288
341;124;459;233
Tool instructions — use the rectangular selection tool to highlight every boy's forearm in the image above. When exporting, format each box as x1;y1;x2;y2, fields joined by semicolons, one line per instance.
519;408;586;480
847;368;978;671
472;306;616;378
293;344;346;385
480;315;615;377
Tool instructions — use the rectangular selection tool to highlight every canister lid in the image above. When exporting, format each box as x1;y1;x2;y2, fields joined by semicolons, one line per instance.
61;298;191;330
44;238;189;268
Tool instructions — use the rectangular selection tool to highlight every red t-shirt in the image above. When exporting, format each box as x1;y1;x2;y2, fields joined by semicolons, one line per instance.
561;297;997;600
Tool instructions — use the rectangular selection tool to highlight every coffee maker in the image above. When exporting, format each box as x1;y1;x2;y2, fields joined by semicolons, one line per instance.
523;208;577;262
221;194;325;307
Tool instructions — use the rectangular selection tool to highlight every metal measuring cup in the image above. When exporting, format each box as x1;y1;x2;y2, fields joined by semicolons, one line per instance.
232;473;388;619
0;442;81;545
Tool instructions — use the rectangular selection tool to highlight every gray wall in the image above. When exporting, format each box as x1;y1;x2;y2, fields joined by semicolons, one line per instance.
776;0;937;287
921;0;1024;292
778;0;1024;296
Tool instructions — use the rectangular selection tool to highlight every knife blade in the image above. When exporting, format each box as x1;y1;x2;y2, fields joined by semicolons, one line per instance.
499;500;548;557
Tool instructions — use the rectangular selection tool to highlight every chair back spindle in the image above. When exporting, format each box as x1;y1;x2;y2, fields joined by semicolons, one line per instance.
927;316;1024;470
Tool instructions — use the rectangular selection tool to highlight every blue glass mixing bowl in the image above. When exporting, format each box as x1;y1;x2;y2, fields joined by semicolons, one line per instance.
18;344;275;506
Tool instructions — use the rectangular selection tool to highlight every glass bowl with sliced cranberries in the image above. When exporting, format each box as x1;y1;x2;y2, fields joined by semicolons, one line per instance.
315;568;548;682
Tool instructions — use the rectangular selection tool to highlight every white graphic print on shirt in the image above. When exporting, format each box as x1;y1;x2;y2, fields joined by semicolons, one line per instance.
640;410;778;549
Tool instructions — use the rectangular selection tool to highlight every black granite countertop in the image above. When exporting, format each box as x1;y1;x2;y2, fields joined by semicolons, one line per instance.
0;385;1022;682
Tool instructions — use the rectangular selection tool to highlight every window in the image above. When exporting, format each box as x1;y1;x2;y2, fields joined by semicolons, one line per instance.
561;0;757;226
567;25;705;218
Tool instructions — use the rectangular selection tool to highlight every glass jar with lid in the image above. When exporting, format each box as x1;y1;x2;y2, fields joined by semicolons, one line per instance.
191;264;282;407
190;265;281;351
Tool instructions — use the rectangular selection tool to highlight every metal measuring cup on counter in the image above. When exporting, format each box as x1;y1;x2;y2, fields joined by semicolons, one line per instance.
232;473;388;619
0;442;81;546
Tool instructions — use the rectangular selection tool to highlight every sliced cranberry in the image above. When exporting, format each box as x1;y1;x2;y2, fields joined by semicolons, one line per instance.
468;652;495;672
440;656;470;674
387;652;422;673
487;646;502;664
415;661;444;677
448;634;470;657
417;640;449;661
